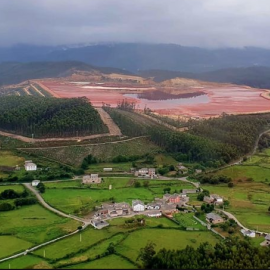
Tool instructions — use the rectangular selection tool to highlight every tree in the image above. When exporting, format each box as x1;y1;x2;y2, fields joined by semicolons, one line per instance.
134;181;141;188
37;182;45;193
228;182;234;188
268;206;270;213
137;241;156;268
0;202;14;211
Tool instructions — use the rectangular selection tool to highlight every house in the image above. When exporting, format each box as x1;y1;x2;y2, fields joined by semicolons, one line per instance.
203;194;223;204
206;213;224;224
162;204;178;217
163;193;172;201
168;194;181;204
82;174;101;184
136;168;157;178
177;164;188;174
145;203;161;210
138;168;148;176
147;210;162;218
91;219;109;229
31;180;40;187
103;168;113;172
148;168;156;179
25;161;37;171
132;200;145;212
241;229;256;238
211;194;223;204
182;189;198;194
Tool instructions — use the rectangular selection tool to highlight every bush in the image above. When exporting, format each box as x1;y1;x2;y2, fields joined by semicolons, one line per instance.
228;182;234;188
0;202;14;211
14;197;37;207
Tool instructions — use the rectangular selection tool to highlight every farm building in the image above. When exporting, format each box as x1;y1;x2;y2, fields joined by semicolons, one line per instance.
204;194;223;204
91;219;109;229
182;189;198;194
25;161;37;171
103;168;113;172
241;229;256;238
147;210;162;218
82;174;101;184
132;200;145;212
31;180;40;187
136;168;157;178
206;213;224;224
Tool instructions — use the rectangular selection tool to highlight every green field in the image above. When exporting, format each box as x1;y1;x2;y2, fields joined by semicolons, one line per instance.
0;255;51;270
174;213;207;230
0;151;25;167
0;236;32;259
64;254;137;269
43;178;194;215
0;184;24;193
202;182;270;232
0;199;80;259
22;137;160;166
116;229;219;263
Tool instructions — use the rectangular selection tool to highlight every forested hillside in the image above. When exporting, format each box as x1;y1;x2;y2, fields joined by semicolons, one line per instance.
0;96;108;138
0;61;131;86
104;108;270;167
140;66;270;89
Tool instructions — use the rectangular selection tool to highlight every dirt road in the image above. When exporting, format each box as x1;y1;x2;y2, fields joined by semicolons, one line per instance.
96;107;122;136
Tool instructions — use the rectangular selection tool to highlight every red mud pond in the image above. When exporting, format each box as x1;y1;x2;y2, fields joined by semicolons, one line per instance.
40;81;270;118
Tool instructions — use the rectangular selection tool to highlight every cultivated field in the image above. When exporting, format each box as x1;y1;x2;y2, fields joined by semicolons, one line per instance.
22;137;160;166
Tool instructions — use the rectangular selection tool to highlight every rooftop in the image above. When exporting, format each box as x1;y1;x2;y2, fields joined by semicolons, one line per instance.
206;213;223;220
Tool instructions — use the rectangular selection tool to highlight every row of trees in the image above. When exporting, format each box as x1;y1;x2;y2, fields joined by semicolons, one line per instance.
0;96;108;138
138;239;270;269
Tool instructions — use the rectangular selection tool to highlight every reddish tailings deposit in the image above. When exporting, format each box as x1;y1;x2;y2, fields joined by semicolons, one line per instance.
40;81;270;118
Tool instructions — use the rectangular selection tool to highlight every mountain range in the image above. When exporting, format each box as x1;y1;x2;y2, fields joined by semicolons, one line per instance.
2;43;270;73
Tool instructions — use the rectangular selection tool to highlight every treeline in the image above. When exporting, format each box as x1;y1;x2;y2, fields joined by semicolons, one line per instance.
138;239;270;269
0;96;108;138
0;188;37;211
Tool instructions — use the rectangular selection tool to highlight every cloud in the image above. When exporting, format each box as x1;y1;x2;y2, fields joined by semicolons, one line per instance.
0;0;270;48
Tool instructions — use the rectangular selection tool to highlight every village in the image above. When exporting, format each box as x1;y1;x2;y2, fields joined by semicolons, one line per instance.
29;166;270;246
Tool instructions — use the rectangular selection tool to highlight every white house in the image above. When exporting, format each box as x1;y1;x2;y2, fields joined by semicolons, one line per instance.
241;229;256;238
25;161;37;171
83;174;101;184
132;200;145;212
31;180;40;187
138;168;148;176
211;194;223;204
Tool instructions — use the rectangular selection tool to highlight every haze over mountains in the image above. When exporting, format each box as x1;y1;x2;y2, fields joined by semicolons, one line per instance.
2;43;270;73
2;43;270;89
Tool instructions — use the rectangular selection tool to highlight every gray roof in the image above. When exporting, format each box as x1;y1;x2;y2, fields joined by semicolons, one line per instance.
132;200;144;206
206;213;223;221
265;234;270;240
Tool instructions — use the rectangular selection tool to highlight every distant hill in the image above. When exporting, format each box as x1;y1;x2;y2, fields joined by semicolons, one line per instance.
139;66;270;89
0;61;132;86
2;44;270;73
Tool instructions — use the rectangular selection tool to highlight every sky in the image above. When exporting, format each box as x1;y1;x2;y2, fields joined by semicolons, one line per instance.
0;0;270;48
